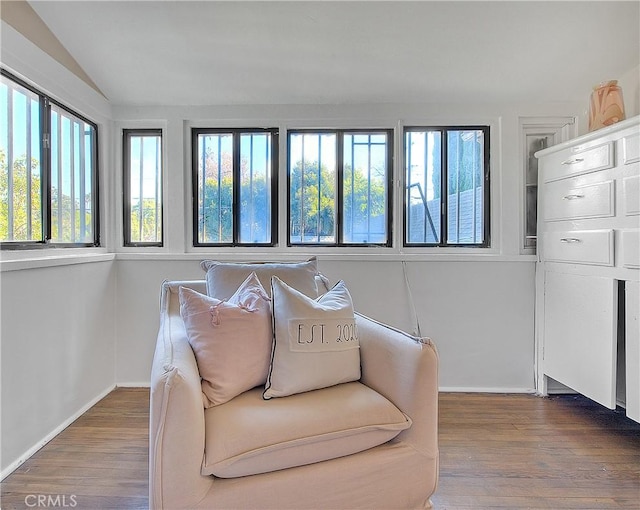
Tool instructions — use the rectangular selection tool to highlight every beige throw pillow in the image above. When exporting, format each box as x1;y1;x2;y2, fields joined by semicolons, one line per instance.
201;258;319;300
264;276;360;399
179;273;272;407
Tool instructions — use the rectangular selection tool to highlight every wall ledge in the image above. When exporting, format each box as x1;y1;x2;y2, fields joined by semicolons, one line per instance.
0;250;536;272
0;252;115;272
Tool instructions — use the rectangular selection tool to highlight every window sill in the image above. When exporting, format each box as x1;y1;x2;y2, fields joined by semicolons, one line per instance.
115;251;537;264
0;249;115;272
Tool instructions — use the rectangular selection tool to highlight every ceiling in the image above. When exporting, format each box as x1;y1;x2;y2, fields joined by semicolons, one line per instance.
27;0;640;107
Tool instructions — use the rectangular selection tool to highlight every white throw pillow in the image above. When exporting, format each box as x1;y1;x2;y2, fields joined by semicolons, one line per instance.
179;272;272;407
264;276;361;399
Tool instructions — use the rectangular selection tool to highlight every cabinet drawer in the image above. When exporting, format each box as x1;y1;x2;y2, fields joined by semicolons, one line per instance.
543;142;614;182
621;230;640;269
543;229;614;266
543;178;614;221
624;175;640;216
623;133;640;165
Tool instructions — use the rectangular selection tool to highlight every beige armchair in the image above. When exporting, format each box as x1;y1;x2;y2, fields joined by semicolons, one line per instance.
150;279;439;509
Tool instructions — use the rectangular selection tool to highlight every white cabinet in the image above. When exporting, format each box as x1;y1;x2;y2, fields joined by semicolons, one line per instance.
536;116;640;422
543;272;617;408
626;281;640;422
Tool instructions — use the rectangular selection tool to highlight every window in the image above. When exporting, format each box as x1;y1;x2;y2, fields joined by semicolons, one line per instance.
0;69;98;247
123;129;163;246
192;128;277;246
404;126;489;247
288;129;392;246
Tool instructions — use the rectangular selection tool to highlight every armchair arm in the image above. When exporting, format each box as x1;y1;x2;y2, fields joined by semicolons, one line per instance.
149;282;211;510
356;313;439;459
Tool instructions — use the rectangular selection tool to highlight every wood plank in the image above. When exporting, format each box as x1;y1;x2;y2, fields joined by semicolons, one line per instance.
2;389;639;509
1;388;149;509
433;393;640;510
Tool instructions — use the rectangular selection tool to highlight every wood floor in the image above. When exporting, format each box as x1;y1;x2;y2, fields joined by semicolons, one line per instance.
2;389;639;509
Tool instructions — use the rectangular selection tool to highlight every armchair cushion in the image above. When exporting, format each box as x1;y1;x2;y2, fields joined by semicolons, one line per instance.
201;257;320;300
202;381;411;478
179;273;272;407
264;277;360;399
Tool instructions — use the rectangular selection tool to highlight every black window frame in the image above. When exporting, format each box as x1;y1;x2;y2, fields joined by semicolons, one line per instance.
123;128;163;247
403;125;490;248
191;127;279;247
0;68;100;250
287;128;394;247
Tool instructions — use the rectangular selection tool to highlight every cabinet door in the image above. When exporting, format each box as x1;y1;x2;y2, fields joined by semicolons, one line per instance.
626;281;640;423
544;271;617;408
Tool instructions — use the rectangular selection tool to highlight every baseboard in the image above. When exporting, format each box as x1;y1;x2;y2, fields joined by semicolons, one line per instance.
116;382;150;388
439;386;536;394
0;383;116;481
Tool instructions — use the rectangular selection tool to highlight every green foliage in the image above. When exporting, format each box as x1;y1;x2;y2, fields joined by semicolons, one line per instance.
50;188;93;243
130;198;161;243
200;174;233;243
289;159;387;242
289;160;336;241
0;149;42;241
1;148;94;243
198;150;273;244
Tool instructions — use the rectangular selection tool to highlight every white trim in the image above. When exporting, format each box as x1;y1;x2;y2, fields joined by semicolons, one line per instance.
439;386;536;394
0;249;537;273
114;252;537;263
0;384;116;481
116;382;151;388
535;116;640;158
113;121;169;254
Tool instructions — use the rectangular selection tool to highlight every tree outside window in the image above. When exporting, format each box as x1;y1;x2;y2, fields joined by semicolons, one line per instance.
288;130;392;246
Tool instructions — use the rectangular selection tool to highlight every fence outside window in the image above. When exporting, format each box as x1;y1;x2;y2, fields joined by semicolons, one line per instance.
405;126;490;247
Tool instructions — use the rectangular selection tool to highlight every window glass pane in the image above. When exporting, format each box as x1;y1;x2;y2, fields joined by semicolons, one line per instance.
289;133;336;244
0;75;42;242
343;132;389;244
405;130;441;244
239;133;271;244
49;104;95;244
196;133;233;244
126;132;162;245
447;129;484;244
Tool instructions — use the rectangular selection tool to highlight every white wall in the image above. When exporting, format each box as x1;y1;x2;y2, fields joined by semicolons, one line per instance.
619;65;640;120
0;23;115;477
0;260;117;476
114;257;535;392
109;101;579;391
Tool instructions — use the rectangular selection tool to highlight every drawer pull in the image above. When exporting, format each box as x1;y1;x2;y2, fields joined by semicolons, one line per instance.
560;237;582;243
562;193;585;200
562;158;585;165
